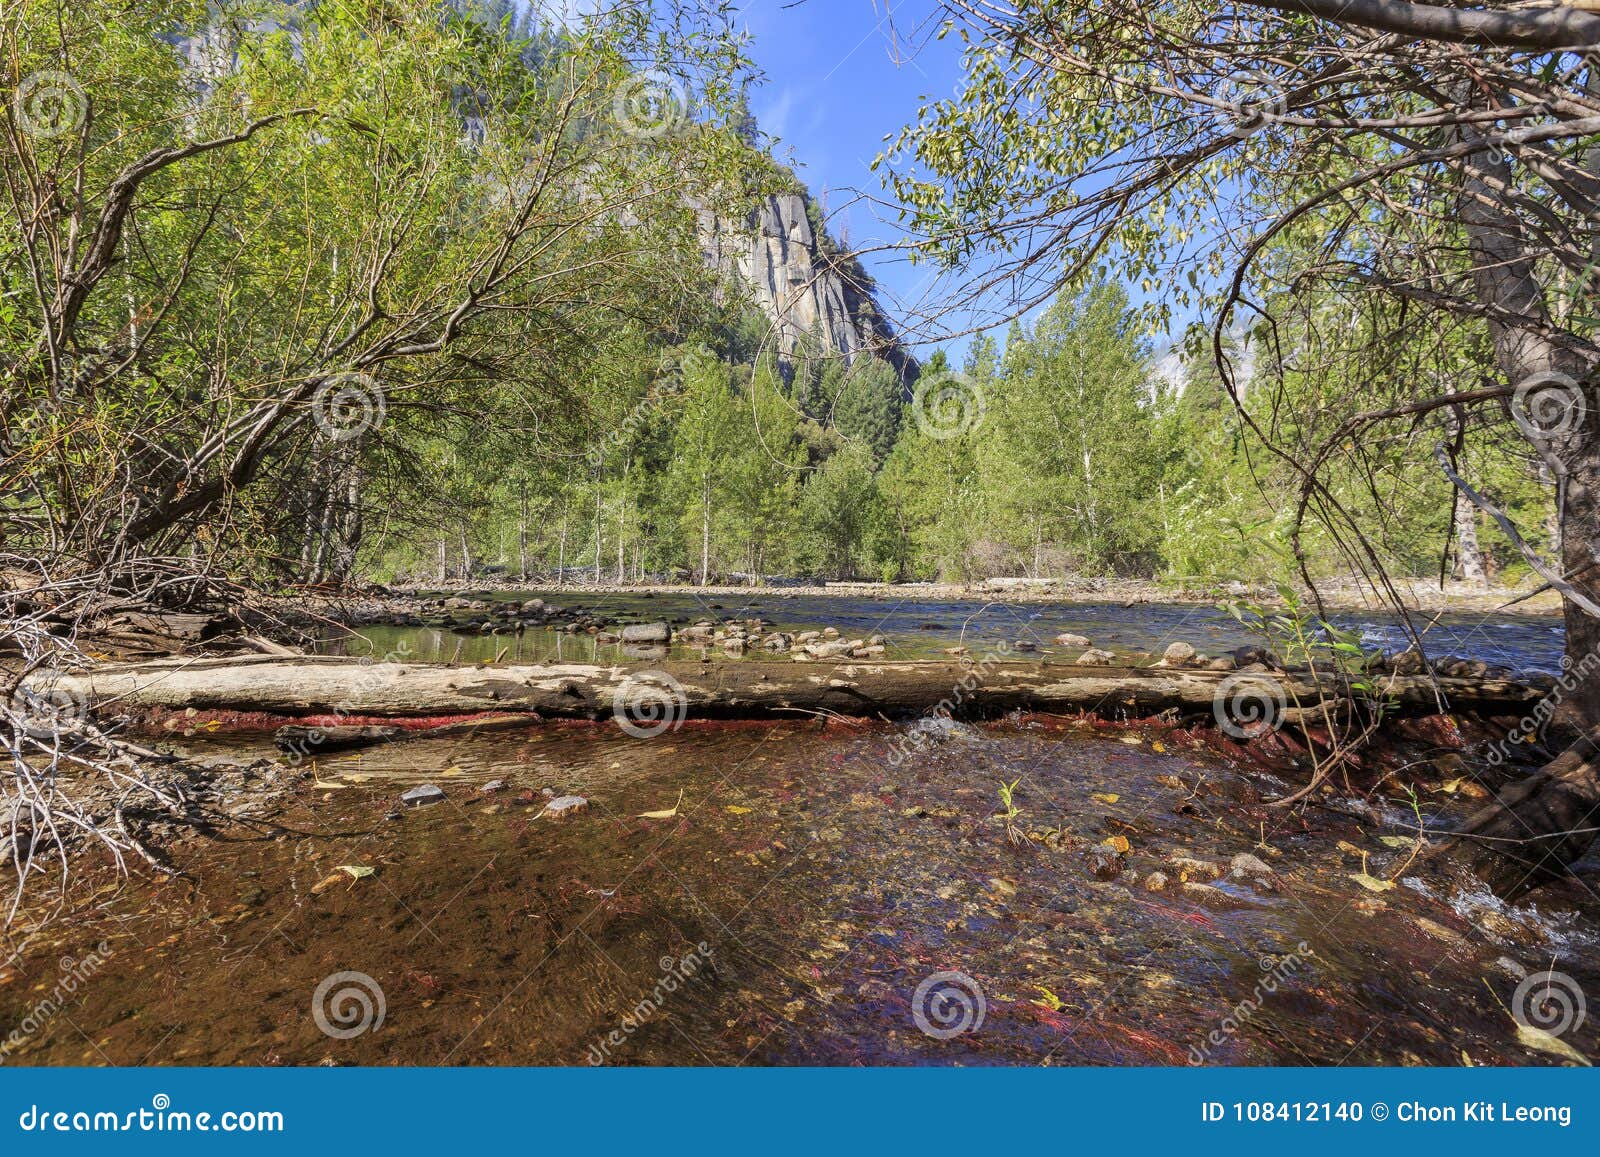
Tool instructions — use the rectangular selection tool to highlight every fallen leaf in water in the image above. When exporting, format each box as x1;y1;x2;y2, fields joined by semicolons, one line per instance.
1091;792;1120;804
1032;985;1066;1011
1151;741;1167;753
638;788;685;820
1118;736;1142;745
1105;835;1131;854
1336;840;1365;857
440;766;464;777
337;865;375;880
724;805;752;815
1378;835;1420;849
1349;871;1395;893
1515;1022;1591;1065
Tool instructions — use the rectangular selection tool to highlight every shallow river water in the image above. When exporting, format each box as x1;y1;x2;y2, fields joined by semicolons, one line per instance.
322;589;1567;675
5;712;1598;1066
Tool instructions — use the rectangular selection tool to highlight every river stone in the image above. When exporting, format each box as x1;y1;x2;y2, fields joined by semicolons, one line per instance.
1076;648;1117;665
1054;632;1092;647
401;784;446;809
543;795;589;819
1230;852;1273;878
620;622;671;644
1162;641;1197;666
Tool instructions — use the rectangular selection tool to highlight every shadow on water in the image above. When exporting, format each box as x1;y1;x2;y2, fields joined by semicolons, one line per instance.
5;720;1598;1066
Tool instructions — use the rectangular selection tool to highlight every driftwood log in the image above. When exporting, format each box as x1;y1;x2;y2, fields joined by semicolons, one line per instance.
26;654;1549;723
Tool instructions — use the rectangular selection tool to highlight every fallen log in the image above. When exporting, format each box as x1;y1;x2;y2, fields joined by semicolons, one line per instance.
27;654;1551;724
272;712;542;756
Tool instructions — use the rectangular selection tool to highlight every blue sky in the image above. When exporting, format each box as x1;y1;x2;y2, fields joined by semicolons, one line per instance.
736;0;974;360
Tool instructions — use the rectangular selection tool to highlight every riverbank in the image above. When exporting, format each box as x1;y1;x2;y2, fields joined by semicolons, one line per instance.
374;576;1564;616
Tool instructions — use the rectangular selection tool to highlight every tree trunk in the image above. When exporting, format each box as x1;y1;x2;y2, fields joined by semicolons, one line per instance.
1454;490;1486;586
1451;727;1600;898
1451;102;1600;889
31;656;1547;723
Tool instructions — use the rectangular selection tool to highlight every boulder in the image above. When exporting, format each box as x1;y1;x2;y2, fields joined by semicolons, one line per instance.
1054;632;1092;647
1076;648;1117;665
1161;641;1197;666
620;622;671;644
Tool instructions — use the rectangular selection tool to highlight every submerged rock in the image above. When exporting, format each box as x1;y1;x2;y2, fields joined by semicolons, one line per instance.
401;784;446;809
543;795;589;820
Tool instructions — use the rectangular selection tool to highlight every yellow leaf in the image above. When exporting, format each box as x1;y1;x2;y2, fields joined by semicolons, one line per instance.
1031;985;1065;1012
638;788;684;820
724;805;751;815
1349;871;1395;893
1515;1022;1591;1065
1091;792;1119;804
1151;741;1167;753
1106;835;1131;854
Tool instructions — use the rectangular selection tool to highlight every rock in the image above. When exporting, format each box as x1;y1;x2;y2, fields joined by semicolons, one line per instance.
1143;871;1169;892
1054;632;1092;647
722;638;748;655
480;779;507;794
1228;645;1280;669
867;634;886;647
1230;852;1273;878
1086;841;1126;881
595;631;620;644
1207;656;1236;671
805;640;855;659
1168;855;1225;881
1013;640;1037;652
796;630;821;644
401;783;446;809
1076;648;1117;665
762;632;793;652
1388;648;1428;675
620;622;671;644
822;627;840;639
1161;641;1197;666
543;794;589;819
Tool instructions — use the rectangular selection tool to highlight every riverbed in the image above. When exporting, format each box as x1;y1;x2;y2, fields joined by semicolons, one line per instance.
1;595;1589;1067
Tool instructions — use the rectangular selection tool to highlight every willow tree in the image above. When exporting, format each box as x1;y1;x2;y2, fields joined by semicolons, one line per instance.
0;0;753;582
882;0;1600;891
